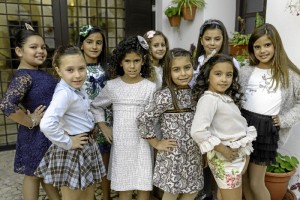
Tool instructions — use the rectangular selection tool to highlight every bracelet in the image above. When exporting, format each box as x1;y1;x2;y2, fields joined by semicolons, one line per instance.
29;117;36;129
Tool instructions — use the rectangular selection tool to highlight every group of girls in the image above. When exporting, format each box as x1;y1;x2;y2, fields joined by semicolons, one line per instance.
0;18;299;200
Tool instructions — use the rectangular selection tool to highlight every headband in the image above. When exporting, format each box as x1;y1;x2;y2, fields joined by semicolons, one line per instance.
79;25;93;37
137;35;149;50
200;20;221;36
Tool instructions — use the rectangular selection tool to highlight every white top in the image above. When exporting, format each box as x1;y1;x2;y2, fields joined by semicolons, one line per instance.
153;65;163;90
91;77;156;191
242;67;281;115
191;91;257;155
40;79;94;150
190;55;241;87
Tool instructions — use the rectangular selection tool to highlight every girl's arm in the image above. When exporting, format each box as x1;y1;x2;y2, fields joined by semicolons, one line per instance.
40;89;78;150
278;71;300;128
191;94;221;153
98;122;112;143
91;83;112;123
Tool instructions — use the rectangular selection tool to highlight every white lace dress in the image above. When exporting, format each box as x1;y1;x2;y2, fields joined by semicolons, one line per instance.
91;77;156;191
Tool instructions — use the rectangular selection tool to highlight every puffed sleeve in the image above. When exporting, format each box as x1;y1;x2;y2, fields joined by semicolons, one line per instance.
191;95;221;153
137;89;171;138
0;73;31;115
90;82;112;123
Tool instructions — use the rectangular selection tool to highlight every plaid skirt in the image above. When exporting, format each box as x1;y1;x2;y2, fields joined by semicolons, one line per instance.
241;109;279;165
34;137;106;190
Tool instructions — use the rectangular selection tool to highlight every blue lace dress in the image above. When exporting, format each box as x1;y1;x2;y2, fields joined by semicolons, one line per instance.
0;69;57;176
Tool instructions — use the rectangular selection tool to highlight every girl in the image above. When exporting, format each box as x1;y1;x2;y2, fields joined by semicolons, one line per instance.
143;30;169;89
190;19;240;87
191;54;257;200
137;48;204;200
34;45;106;200
91;35;156;200
240;23;300;200
78;24;111;200
0;24;60;200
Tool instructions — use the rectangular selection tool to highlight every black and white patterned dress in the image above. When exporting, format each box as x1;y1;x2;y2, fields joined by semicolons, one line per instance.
137;87;204;194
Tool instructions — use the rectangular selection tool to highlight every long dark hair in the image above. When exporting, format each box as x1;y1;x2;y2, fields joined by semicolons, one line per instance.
78;25;107;71
108;35;150;79
163;48;193;110
192;54;243;108
194;19;229;67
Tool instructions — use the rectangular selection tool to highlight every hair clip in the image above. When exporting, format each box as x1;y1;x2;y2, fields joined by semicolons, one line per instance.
146;30;156;39
200;20;220;36
202;49;217;66
25;23;35;31
137;35;149;50
79;25;93;37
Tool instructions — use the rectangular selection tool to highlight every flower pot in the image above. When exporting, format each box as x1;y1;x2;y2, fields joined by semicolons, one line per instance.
181;5;197;21
265;169;296;200
229;44;248;57
167;15;181;27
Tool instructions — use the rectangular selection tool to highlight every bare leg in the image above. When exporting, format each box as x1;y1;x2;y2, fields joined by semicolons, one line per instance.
22;175;40;200
61;184;95;200
248;163;270;200
162;191;179;200
119;191;133;200
219;186;242;200
136;190;150;200
101;152;111;200
41;181;61;200
179;192;198;200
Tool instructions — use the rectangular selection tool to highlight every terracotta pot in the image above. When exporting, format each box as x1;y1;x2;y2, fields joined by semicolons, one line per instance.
229;44;248;56
181;5;197;21
265;169;296;200
167;15;181;27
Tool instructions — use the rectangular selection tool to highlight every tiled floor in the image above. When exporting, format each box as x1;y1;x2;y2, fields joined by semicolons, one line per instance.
0;150;119;200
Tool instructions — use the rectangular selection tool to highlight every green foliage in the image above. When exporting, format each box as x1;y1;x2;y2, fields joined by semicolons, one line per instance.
164;5;180;17
255;12;265;28
172;0;206;15
230;32;251;45
267;153;299;173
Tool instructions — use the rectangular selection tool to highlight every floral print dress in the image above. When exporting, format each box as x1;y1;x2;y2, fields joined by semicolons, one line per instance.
137;87;203;194
82;63;112;153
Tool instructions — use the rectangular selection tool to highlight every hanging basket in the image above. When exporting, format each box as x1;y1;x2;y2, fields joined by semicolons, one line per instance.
167;15;181;27
181;5;197;21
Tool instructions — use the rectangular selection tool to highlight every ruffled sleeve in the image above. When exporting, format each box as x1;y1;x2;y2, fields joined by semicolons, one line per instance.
0;72;32;116
191;94;221;153
136;89;171;138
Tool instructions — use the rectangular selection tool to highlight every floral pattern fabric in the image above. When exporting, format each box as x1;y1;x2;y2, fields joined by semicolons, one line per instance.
81;63;112;153
0;69;57;175
137;87;203;194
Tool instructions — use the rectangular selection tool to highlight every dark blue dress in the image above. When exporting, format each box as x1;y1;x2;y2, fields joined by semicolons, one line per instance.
0;69;57;176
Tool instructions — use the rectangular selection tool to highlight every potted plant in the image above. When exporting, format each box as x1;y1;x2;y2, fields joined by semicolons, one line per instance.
265;152;299;200
172;0;206;21
164;5;181;27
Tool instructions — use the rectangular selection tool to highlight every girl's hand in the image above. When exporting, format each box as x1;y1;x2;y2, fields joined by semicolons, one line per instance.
98;122;113;143
272;115;281;127
215;144;238;162
70;134;89;149
27;105;47;126
155;139;177;152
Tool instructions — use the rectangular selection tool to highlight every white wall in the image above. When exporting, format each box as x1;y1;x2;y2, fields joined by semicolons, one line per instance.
266;1;300;198
155;0;236;50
